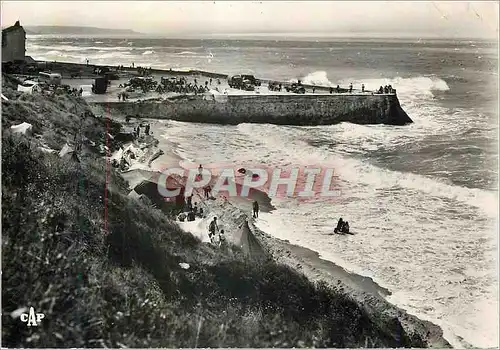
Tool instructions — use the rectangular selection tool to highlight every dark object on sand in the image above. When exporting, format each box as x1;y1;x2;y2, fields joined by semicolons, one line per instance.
114;132;135;142
238;168;259;179
93;77;108;94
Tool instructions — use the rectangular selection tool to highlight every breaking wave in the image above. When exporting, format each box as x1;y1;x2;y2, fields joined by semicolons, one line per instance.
301;71;335;86
339;76;450;96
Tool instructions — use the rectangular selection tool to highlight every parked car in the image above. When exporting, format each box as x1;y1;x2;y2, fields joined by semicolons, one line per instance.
79;85;93;96
104;71;120;80
285;83;306;94
39;72;62;86
17;80;42;94
240;74;261;86
268;81;281;91
228;75;255;91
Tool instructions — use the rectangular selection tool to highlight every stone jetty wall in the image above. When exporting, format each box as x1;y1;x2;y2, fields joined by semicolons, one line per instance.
90;93;413;126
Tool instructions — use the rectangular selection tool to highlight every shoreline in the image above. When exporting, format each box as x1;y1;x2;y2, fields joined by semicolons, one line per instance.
201;197;452;348
3;68;450;347
142;129;452;348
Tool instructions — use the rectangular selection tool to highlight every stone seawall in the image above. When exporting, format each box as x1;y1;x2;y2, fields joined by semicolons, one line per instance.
90;93;413;126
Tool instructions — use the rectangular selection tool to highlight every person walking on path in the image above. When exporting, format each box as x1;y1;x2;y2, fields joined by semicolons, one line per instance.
253;200;259;218
208;217;219;241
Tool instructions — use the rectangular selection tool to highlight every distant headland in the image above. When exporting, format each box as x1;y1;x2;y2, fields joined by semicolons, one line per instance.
24;25;139;35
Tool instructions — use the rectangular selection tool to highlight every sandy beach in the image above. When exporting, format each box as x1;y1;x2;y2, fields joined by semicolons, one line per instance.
127;124;450;348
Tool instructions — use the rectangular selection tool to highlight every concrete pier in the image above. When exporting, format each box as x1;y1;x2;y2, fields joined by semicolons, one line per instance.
33;60;413;126
90;93;412;126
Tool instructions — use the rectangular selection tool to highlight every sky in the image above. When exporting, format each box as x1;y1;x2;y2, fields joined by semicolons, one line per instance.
1;1;499;39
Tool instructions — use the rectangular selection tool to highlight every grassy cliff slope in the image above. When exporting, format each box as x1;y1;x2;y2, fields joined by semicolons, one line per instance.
1;77;425;348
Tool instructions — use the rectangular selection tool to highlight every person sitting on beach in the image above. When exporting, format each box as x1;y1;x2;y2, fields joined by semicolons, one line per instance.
253;200;259;218
208;217;218;240
178;212;187;222
187;210;195;222
198;207;204;218
336;84;341;93
342;221;350;234
378;86;384;94
193;203;198;215
334;217;344;234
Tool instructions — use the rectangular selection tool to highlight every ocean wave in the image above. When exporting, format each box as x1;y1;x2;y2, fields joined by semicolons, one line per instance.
142;50;155;55
176;51;199;55
45;50;64;56
339;76;450;96
300;71;335;86
236;123;497;218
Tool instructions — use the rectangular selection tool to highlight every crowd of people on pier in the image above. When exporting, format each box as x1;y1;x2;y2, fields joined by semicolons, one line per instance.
377;85;395;94
157;76;213;94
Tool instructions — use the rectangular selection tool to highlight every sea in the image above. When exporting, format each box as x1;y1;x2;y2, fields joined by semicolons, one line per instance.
27;35;499;348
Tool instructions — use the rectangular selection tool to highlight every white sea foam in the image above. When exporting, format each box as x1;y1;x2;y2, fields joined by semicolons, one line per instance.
159;110;498;348
301;70;335;86
340;76;450;96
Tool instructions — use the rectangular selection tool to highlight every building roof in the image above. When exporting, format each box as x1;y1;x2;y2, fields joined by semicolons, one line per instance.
2;21;25;34
24;56;36;64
